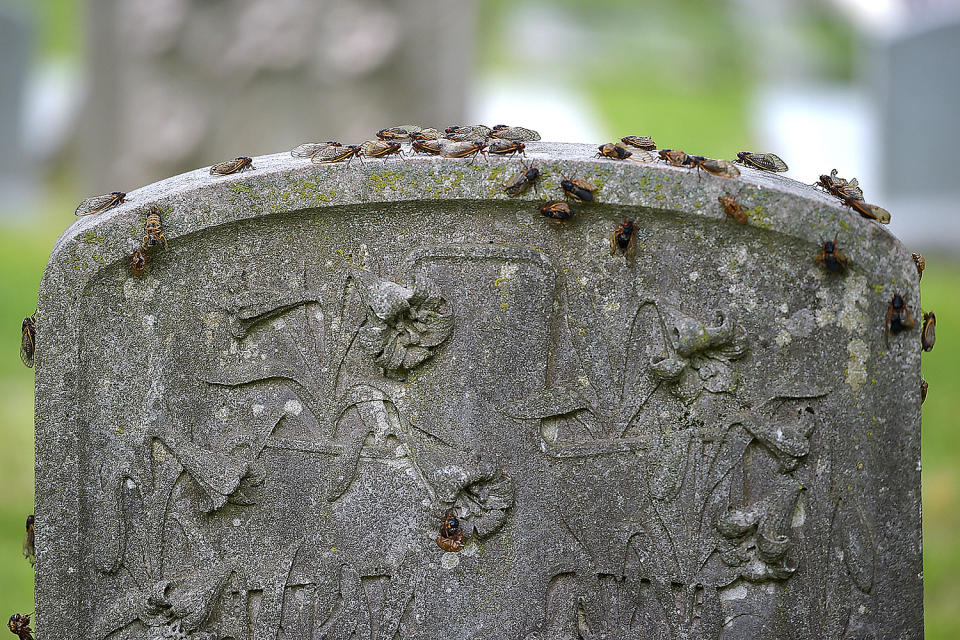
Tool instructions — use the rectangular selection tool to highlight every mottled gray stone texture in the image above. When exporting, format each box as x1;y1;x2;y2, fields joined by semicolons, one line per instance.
35;143;923;640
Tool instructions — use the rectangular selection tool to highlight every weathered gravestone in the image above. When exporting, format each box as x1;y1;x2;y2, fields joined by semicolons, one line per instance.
35;143;923;640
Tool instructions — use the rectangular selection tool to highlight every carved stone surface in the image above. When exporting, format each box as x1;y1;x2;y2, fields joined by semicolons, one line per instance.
35;143;923;639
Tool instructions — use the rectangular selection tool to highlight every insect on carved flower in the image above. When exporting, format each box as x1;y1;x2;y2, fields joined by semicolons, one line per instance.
358;276;453;380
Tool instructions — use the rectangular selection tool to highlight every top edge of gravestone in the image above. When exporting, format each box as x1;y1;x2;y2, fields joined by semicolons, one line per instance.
45;141;916;284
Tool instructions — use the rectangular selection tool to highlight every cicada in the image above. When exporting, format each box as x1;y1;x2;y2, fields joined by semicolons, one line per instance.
504;165;540;196
444;125;491;141
436;509;464;553
912;253;925;280
22;515;34;566
489;125;540;142
814;237;851;274
209;156;253;175
735;151;788;172
409;128;442;141
621;135;657;150
143;204;168;251
311;144;363;165
846;199;891;224
921;312;936;352
290;141;341;158
130;248;149;276
7;614;32;640
688;156;741;179
596;142;632;160
486;139;526;157
610;220;637;266
718;193;747;224
540;200;574;222
20;313;36;368
411;139;443;155
376;125;422;141
361;140;403;162
560;176;597;202
658;149;691;167
886;293;916;345
74;191;126;217
438;139;486;162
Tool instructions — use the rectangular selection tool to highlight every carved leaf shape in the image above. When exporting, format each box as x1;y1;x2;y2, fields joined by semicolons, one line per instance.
94;478;125;575
254;541;301;640
499;387;591;420
839;500;876;594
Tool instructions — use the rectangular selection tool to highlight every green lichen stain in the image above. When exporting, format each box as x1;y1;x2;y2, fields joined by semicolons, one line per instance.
368;171;403;193
229;182;255;196
746;204;772;228
291;179;331;203
83;232;104;244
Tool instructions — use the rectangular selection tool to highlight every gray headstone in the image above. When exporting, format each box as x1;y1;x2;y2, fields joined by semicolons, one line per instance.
35;143;923;639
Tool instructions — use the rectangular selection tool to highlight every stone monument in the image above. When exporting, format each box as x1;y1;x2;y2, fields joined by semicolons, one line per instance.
78;0;475;192
34;143;923;639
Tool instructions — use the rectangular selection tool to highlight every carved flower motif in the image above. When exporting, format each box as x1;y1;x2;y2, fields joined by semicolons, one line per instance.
429;460;514;539
717;483;804;582
358;276;453;380
649;312;746;401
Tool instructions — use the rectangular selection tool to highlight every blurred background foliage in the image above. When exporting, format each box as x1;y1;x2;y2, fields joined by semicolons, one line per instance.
0;0;956;636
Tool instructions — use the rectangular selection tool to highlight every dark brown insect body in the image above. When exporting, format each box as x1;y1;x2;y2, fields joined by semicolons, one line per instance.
921;379;928;404
411;139;443;155
312;145;363;165
436;509;464;553
20;314;35;368
815;238;851;274
596;143;632;160
560;177;597;202
74;191;126;217
444;125;491;141
290;142;341;158
439;139;486;162
912;253;925;280
361;140;404;161
658;149;690;166
7;614;32;640
486;139;526;157
540;200;574;222
736;151;789;172
504;165;540;196
130;248;149;276
409;128;441;141
847;199;891;224
621;135;657;150
210;156;253;175
688;156;741;179
489;126;540;142
143;205;168;251
817;169;863;201
886;293;916;344
718;193;747;224
921;312;936;352
22;515;34;566
610;220;637;265
376;125;421;141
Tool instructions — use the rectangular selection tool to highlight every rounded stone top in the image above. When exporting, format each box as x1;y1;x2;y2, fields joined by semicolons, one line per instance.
51;141;914;288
